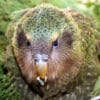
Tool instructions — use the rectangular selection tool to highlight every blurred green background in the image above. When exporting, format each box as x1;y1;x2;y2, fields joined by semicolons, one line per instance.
0;0;100;99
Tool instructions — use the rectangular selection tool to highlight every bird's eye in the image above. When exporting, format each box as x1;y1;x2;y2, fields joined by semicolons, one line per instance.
26;41;31;47
53;40;58;47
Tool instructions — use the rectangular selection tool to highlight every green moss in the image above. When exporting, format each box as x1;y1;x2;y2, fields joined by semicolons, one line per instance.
0;72;21;100
0;35;21;100
91;76;100;96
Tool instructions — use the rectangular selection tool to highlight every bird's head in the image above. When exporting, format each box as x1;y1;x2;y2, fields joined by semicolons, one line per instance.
12;4;83;86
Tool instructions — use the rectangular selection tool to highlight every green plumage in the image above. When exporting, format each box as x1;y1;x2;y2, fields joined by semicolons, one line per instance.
2;3;100;100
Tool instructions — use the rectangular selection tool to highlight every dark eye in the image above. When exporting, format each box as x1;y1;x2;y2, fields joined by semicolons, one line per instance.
53;40;58;47
26;41;31;47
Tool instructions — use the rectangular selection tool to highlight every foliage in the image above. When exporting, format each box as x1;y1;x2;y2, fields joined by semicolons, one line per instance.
91;76;100;96
0;73;21;100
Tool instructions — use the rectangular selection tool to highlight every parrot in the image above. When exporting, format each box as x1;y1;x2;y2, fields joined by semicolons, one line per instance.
6;4;99;99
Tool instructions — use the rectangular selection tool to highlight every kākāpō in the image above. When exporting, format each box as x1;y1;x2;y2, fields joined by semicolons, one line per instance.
5;3;100;99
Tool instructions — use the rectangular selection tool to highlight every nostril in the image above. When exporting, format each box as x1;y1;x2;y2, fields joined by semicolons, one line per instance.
43;58;48;62
42;54;48;61
33;54;48;62
34;58;48;62
34;58;39;62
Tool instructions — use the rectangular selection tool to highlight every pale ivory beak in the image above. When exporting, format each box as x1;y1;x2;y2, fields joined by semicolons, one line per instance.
35;59;48;79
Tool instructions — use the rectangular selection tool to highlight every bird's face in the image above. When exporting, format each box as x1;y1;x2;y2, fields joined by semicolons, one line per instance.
12;5;82;85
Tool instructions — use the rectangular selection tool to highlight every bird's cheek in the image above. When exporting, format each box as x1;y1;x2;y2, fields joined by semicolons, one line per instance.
16;51;35;83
